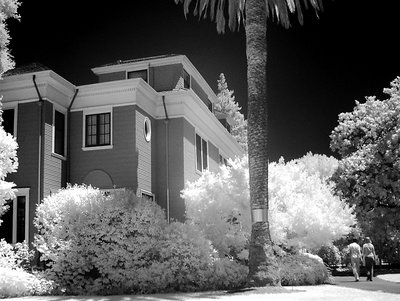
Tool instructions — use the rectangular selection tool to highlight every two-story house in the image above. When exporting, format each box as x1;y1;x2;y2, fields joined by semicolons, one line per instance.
0;54;244;245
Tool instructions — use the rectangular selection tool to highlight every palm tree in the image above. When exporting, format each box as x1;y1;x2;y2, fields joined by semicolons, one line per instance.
174;0;324;286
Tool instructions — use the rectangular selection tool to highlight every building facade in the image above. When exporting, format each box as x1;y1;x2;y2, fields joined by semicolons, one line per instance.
0;55;244;244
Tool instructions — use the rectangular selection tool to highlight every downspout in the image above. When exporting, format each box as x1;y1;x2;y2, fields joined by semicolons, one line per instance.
66;89;79;184
162;95;170;223
33;75;44;205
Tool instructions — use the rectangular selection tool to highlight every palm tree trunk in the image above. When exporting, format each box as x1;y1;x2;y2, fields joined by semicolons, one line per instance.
246;0;280;286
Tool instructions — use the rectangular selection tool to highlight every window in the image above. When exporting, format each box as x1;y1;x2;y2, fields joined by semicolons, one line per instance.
54;110;65;156
85;113;111;147
0;188;29;244
2;109;15;136
143;117;151;142
127;70;148;82
196;134;208;172
141;190;154;201
183;69;190;89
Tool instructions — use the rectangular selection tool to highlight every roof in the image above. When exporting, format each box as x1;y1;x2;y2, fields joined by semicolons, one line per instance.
97;54;182;68
3;63;50;77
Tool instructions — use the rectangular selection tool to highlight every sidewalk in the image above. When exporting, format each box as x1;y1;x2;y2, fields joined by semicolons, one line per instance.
9;275;400;301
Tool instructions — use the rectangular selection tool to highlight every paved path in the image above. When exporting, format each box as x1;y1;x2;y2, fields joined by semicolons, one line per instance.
10;275;400;301
333;275;400;295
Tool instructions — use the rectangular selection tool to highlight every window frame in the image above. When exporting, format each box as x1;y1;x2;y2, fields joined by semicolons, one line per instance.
82;107;113;151
52;107;67;158
0;188;30;244
195;133;209;173
1;105;18;137
141;189;155;201
126;68;149;83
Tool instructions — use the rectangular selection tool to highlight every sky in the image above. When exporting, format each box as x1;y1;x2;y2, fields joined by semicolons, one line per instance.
6;0;400;162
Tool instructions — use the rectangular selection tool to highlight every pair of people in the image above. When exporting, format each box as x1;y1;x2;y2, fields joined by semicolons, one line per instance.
349;237;376;281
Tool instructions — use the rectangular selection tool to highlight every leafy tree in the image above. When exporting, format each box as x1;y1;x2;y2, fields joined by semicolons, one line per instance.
0;0;20;223
175;0;325;285
183;154;355;257
330;76;400;263
215;73;248;152
0;108;18;224
0;0;20;77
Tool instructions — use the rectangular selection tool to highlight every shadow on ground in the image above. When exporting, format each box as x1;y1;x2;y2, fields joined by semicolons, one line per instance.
334;276;400;295
28;287;306;301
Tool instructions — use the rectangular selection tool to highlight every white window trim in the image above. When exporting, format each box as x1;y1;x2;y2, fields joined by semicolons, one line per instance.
195;132;209;173
126;68;149;83
141;189;155;201
9;188;30;244
1;104;18;137
82;107;113;151
52;105;67;159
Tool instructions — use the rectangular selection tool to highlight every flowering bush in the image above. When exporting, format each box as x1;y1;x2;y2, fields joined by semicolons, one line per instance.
34;185;247;295
183;154;356;254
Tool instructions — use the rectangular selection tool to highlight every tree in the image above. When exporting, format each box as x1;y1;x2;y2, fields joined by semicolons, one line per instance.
0;108;19;224
215;73;248;152
175;0;324;285
0;0;20;77
0;0;20;223
330;76;400;264
182;154;355;255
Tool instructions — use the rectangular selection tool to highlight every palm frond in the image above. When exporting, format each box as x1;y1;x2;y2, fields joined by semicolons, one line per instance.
174;0;325;33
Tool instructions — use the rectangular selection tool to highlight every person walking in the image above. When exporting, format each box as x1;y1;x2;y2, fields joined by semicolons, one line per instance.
362;237;376;281
348;238;362;281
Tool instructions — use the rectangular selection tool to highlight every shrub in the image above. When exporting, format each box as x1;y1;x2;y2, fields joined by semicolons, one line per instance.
135;222;247;293
0;239;33;270
316;245;341;267
278;253;330;286
34;185;167;294
0;240;53;298
34;185;247;295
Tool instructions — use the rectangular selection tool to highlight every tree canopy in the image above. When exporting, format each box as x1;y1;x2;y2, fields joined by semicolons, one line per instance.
0;0;20;77
330;76;400;263
174;0;324;33
183;153;355;254
215;73;248;152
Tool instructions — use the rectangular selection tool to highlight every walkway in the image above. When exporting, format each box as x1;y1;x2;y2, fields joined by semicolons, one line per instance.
9;275;400;301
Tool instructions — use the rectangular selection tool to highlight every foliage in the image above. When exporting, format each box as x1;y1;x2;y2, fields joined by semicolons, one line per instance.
34;185;247;295
0;239;53;297
278;252;330;286
174;0;324;33
0;107;19;223
183;157;250;258
183;154;355;253
0;239;33;270
330;76;400;264
316;245;341;267
0;0;20;77
0;268;54;298
215;73;248;152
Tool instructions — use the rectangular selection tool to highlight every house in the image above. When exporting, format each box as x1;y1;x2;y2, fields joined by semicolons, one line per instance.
0;54;244;245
